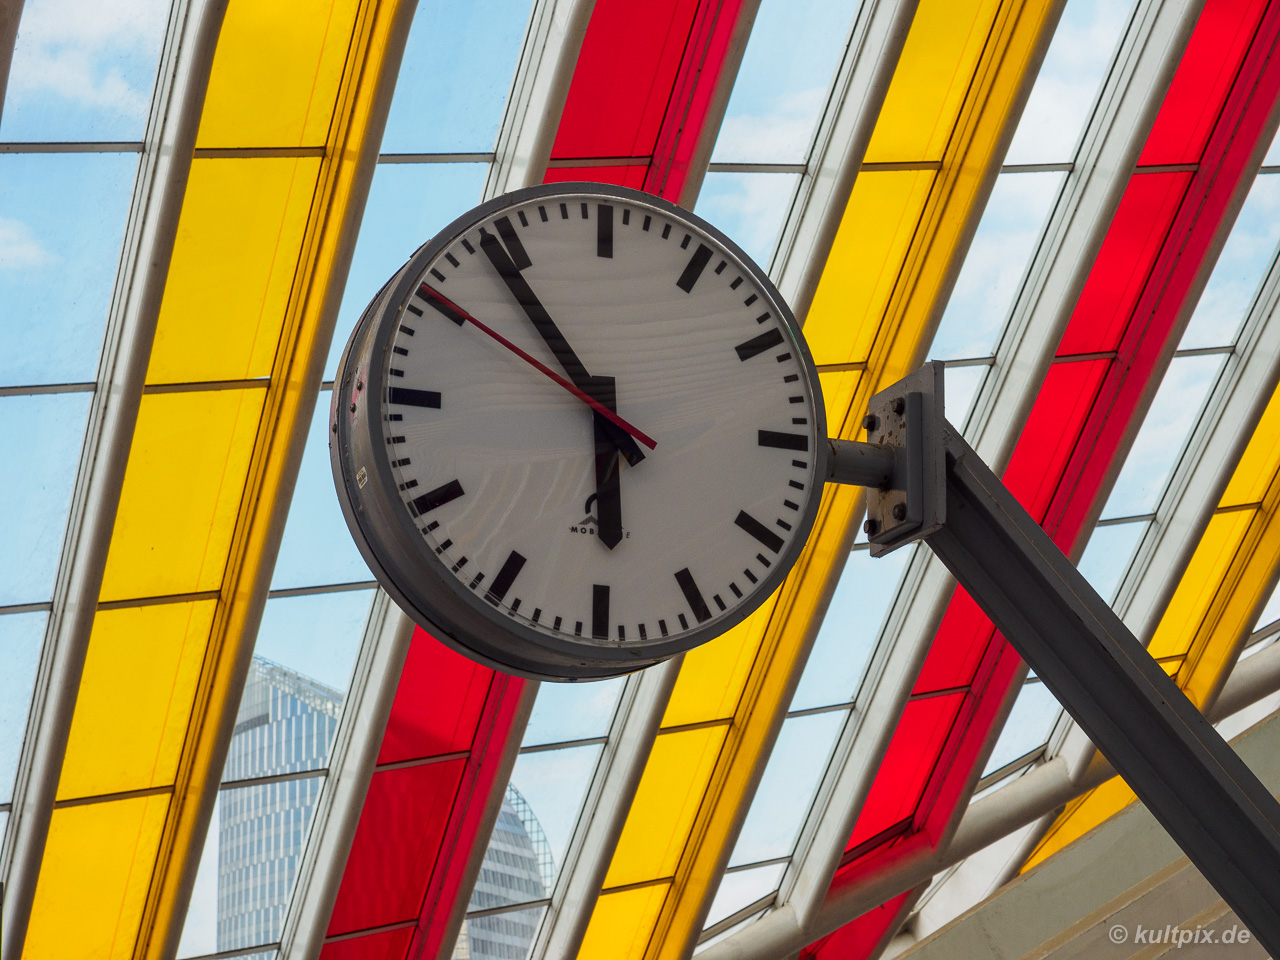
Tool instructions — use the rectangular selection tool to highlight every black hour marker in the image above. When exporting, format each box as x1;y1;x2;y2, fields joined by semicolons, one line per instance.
451;556;468;573
469;573;484;590
713;594;726;611
790;480;804;490
757;553;772;568
411;479;464;515
675;567;712;623
776;518;793;531
554;615;563;630
789;396;803;404
430;268;446;282
659;619;669;636
533;608;542;623
622;208;630;225
784;374;798;383
510;598;521;613
662;223;672;239
679;613;689;630
387;435;405;444
388;414;402;422
486;550;527;606
744;293;758;306
792;417;807;425
598;204;614;258
445;252;460;267
388;387;440;408
736;328;784;361
784;500;798;510
397;478;415;489
730;583;742;598
731;277;743;289
461;238;475;254
518;210;529;227
406;305;422;318
792;459;807;469
680;234;691;249
539;205;548;222
581;202;589;219
494;216;531;271
677;243;714;293
592;584;610;640
560;203;569;219
575;622;583;636
389;368;404;377
392;346;408;356
425;520;438;531
759;430;809;451
638;623;647;640
435;539;452;554
643;214;652;231
736;510;784;553
757;313;770;324
744;569;758;584
715;260;726;274
776;353;792;363
418;285;465;325
394;458;411;467
618;625;626;640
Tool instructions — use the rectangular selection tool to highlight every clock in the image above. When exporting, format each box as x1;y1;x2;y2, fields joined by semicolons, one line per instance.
331;182;827;680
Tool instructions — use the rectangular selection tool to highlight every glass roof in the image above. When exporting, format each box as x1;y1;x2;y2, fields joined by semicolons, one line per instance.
6;0;1280;958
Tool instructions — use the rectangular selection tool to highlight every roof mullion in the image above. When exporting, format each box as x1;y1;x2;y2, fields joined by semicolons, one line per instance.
0;0;224;952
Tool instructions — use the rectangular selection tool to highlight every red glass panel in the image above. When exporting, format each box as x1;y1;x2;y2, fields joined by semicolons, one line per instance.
1138;0;1267;165
318;927;415;960
551;0;702;160
913;587;991;695
1055;174;1191;356
800;891;917;960
327;759;468;936
542;164;651;188
844;693;965;852
376;630;492;765
1001;359;1110;522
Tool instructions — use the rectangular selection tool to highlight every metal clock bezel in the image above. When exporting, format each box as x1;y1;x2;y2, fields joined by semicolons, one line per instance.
331;182;828;681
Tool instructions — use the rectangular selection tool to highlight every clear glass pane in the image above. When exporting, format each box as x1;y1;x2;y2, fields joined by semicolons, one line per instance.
1180;175;1280;349
455;904;547;960
522;677;625;747
983;680;1062;775
929;172;1065;360
1076;519;1146;604
0;612;47;804
474;743;602;910
250;590;374;704
270;396;371;589
703;862;787;929
710;0;863;164
0;152;137;385
381;0;533;154
791;545;913;711
0;0;170;142
224;658;344;782
1101;354;1223;519
944;364;987;431
694;172;800;270
327;163;489;376
1253;579;1280;632
0;393;91;606
727;710;845;866
197;778;325;954
1004;0;1134;165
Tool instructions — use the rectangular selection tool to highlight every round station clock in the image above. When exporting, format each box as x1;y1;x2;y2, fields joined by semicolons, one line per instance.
331;182;827;680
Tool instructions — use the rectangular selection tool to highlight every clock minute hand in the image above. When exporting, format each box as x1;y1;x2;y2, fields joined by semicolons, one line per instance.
478;228;645;468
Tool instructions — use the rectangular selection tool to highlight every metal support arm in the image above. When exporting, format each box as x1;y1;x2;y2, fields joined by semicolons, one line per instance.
828;363;1280;956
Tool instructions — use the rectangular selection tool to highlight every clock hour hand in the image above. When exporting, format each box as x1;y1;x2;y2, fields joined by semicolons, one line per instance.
478;227;645;467
589;376;624;550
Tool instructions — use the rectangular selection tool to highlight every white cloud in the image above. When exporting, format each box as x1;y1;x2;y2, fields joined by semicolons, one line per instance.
0;217;54;270
712;87;825;164
8;0;167;118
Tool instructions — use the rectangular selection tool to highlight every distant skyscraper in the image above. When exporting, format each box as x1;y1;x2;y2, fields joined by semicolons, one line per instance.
218;658;342;952
454;785;555;960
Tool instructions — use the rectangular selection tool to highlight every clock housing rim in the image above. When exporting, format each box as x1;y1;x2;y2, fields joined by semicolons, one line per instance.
330;181;828;681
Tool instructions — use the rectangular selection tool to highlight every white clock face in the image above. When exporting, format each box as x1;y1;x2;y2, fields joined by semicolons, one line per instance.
334;184;825;679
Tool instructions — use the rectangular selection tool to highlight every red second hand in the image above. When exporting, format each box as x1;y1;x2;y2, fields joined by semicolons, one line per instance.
417;284;658;451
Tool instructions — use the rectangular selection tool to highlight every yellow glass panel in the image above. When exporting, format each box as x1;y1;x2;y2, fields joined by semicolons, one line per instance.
818;369;865;438
197;0;361;148
99;389;266;602
864;0;1002;163
1023;774;1137;870
25;795;170;960
146;158;321;384
1147;510;1254;659
578;884;672;960
803;170;937;366
1221;386;1280;506
57;602;216;801
663;602;775;728
603;725;729;888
